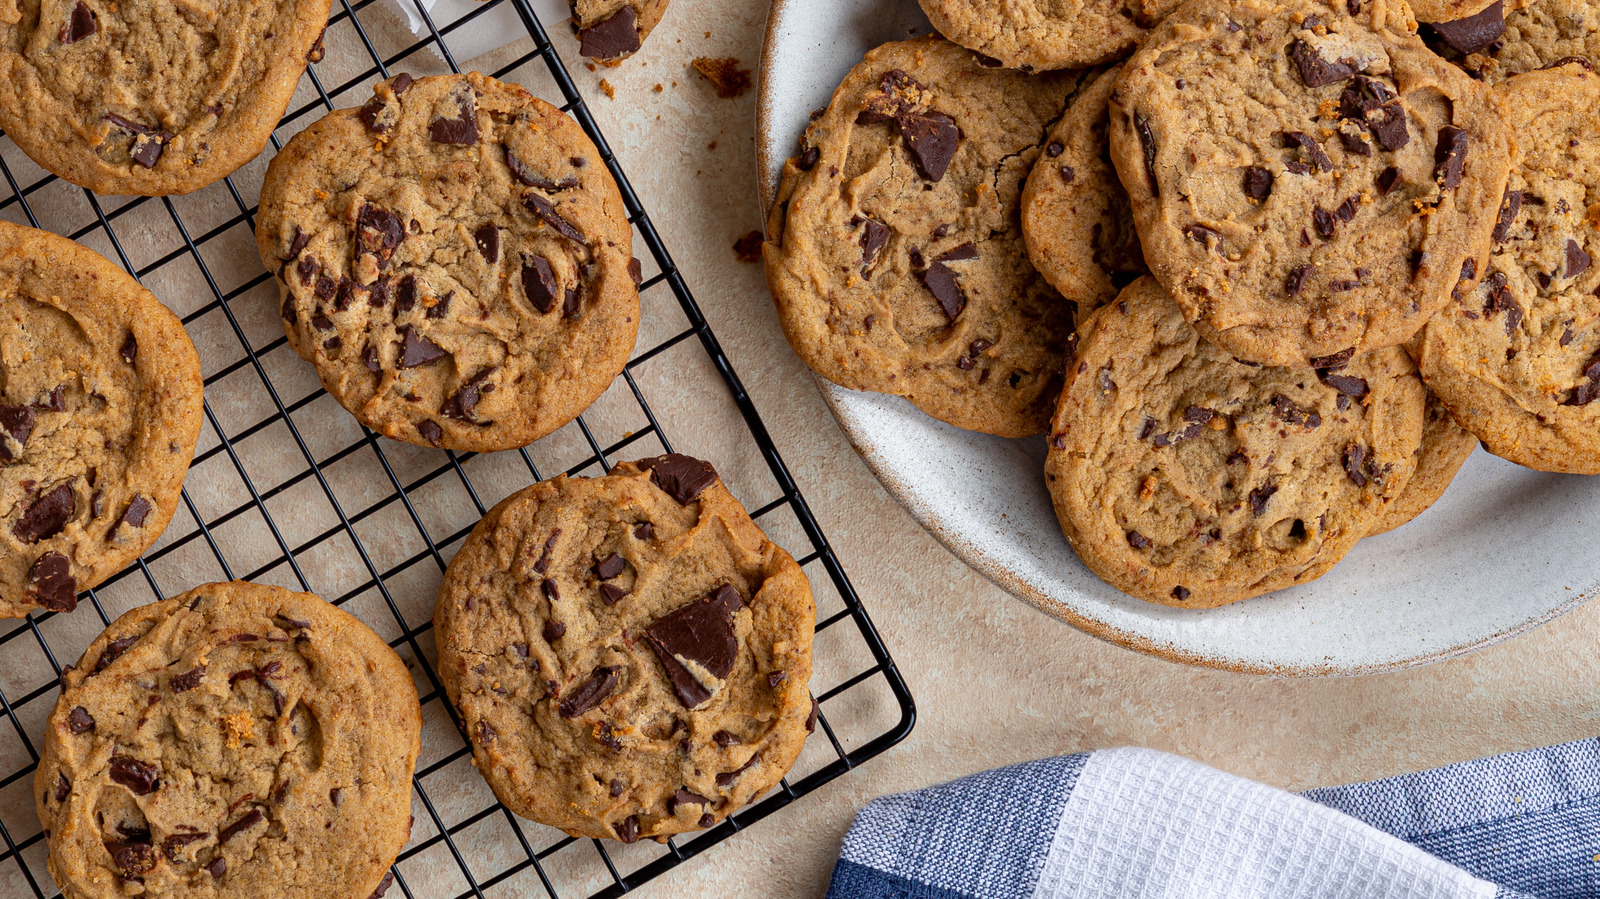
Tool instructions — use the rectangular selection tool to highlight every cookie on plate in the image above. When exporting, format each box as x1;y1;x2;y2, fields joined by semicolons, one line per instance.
1021;64;1146;313
1045;277;1425;608
1411;61;1600;473
571;0;668;64
257;72;639;452
1108;0;1512;366
765;37;1089;437
0;221;202;619
37;581;420;899
916;0;1144;70
0;0;333;196
435;454;816;842
1433;0;1600;83
1367;390;1476;535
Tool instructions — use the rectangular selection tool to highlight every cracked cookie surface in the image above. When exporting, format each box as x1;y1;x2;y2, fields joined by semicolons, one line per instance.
257;71;638;452
1045;277;1425;608
0;221;202;619
435;455;816;843
1411;62;1600;473
0;0;331;195
570;0;669;64
764;37;1088;437
917;0;1145;70
37;581;420;899
1021;64;1146;314
1109;0;1511;366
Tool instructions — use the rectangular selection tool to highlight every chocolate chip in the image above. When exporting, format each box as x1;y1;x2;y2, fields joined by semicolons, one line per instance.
368;870;394;899
1435;127;1469;190
598;584;627;606
107;840;157;877
669;789;711;815
475;720;496;745
542;579;560;602
115;494;153;534
68;706;94;733
1339;77;1409;151
357;204;405;269
1126;530;1151;549
1487;189;1523;244
219;809;264;844
1271;394;1321;429
1483;272;1523;336
1343;443;1370;487
898;112;960;182
40;385;66;413
1243;166;1273;201
358;95;389;134
54;773;70;801
429;91;479;145
1058;163;1077;183
1247;482;1278;516
642;454;718;504
796;145;820;170
0;404;36;461
60;1;95;41
170;664;205;693
918;261;965;321
398;326;447;368
1339;131;1370;156
1135;113;1160;196
1564;349;1600;406
634;521;654;540
472;223;499;263
1171;586;1191;601
562;284;581;318
713;730;741;747
699;813;715;827
1376;166;1402;196
120;333;138;365
29;551;76;611
1568;240;1590;278
1335;196;1358;223
415;419;443;447
579;5;641;59
13;483;75;544
543;620;565;643
767;670;787;688
521;255;560;313
505;150;579;191
1283;131;1332;173
109;756;159;794
560;666;619;717
161;832;205;860
206;857;227;879
1286;263;1315;296
628;257;644;287
1289;38;1356;87
613;813;641;844
806;697;819;733
645;586;742;709
1319;371;1369;397
442;368;494;422
524;192;587;244
129;131;169;167
532;529;560;575
1313;207;1338;240
595;553;625;579
1427;0;1505;54
858;217;889;274
715;753;760;787
94;635;138;673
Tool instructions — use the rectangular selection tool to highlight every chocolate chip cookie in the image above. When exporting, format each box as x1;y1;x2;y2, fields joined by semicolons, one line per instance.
916;0;1145;70
764;37;1089;437
571;0;668;64
37;581;420;899
257;72;639;452
1;221;203;619
1411;61;1600;473
0;0;333;196
1021;64;1146;313
1109;0;1512;366
1045;277;1425;608
1367;390;1476;535
1429;0;1600;83
435;454;816;842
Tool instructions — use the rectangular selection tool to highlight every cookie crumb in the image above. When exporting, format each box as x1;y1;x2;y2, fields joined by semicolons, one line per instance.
733;231;763;264
223;712;254;749
653;83;663;92
690;57;752;99
599;78;615;99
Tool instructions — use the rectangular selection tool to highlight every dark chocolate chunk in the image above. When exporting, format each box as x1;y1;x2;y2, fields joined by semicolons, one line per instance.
645;587;741;709
713;730;741;747
595;553;625;579
13;482;75;543
1184;223;1223;250
426;293;454;320
1339;130;1371;156
562;284;581;318
357;204;405;268
219;809;264;844
1435;127;1469;190
543;620;565;643
109;756;159;794
1567;240;1591;278
442;368;495;422
392;73;415;94
1247;482;1278;516
1059;164;1076;183
1343;443;1370;487
1046;141;1063;157
939;243;978;262
30;552;76;611
615;814;640;844
532;529;560;574
1339;77;1409;151
1289;38;1356;87
1491;190;1522;244
93;635;138;673
369;870;394;899
1427;0;1505;54
116;495;153;533
857;70;925;124
1270;394;1321;429
643;454;718;504
169;664;205;694
1135;113;1160;196
1318;371;1369;398
206;857;227;879
542;578;560;601
429;91;479;145
767;670;787;688
60;1;96;42
1171;586;1191;601
1283;131;1333;172
474;223;499;263
398;326;447;368
68;706;94;733
1564;350;1600;406
1312;348;1355;371
522;255;559;313
559;666;618;717
634;521;654;540
475;720;496;744
796;145;820;170
363;344;381;372
524;192;587;244
505;149;579;191
1376;166;1402;196
715;753;760;787
358;96;389;134
54;773;70;801
806;697;819;733
1126;530;1151;549
0;404;37;461
599;583;628;605
578;5;641;60
898;112;960;182
40;384;66;412
1483;272;1523;336
669;789;711;815
1314;207;1340;241
1286;263;1315;296
858;217;889;273
120;332;138;365
129;132;169;168
107;840;157;877
1243;166;1273;201
161;832;205;860
918;261;965;321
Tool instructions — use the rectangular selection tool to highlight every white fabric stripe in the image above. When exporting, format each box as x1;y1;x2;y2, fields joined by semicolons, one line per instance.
1030;748;1500;899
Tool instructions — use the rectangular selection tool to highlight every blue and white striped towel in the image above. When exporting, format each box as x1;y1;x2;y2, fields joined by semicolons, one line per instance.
827;739;1600;898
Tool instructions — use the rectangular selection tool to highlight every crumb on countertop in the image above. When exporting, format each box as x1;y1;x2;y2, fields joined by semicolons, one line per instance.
691;56;752;99
599;78;615;99
733;230;763;264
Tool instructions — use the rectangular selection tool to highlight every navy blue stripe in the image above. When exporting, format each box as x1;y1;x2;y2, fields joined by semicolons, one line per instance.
827;859;981;899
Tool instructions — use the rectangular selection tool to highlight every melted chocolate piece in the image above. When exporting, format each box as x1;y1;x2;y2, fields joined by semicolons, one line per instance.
1434;127;1469;190
0;404;37;461
521;255;560;313
1376;166;1402;196
715;753;760;787
60;1;96;42
599;583;628;605
398;326;448;368
806;696;819;733
429;91;479;145
615;814;640;844
669;789;711;815
109;756;159;794
442;368;495;422
1286;263;1315;296
369;871;394;898
645;586;743;709
1343;443;1370;487
93;635;138;673
120;333;138;365
1271;394;1321;429
713;730;741;747
107;840;157;877
594;553;625;579
116;495;153;533
1289;38;1357;87
473;223;499;263
169;664;205;694
918;261;965;321
1247;482;1278;516
898;112;960;182
1243;166;1273;201
1318;370;1369;397
1567;240;1591;279
1283;131;1333;172
559;666;618;717
642;454;718;504
858;217;889;274
357;205;405;269
218;809;264;844
206;857;227;879
1338;77;1409;151
1427;0;1505;54
1492;190;1522;243
1135;113;1160;196
161;831;205;861
524;193;587;244
13;483;75;543
578;5;641;60
68;705;94;733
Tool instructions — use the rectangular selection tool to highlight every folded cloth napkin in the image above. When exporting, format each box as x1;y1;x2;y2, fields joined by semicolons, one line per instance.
828;738;1600;898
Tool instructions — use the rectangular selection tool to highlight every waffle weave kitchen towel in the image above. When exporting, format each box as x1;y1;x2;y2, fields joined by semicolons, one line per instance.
827;739;1600;898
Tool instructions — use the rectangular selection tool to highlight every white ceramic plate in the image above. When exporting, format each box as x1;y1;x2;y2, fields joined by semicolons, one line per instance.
756;0;1600;675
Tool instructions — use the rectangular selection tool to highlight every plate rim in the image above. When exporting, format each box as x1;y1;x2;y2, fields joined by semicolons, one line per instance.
753;0;1596;676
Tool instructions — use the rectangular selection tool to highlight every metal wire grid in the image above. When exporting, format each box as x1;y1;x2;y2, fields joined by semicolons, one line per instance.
0;0;916;895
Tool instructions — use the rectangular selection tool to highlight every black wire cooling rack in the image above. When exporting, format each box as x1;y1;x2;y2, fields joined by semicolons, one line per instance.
0;0;916;894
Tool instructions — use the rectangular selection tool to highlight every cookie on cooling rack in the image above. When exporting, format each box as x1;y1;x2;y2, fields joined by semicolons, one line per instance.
0;220;203;619
1045;277;1426;608
435;454;817;843
1109;0;1511;366
571;0;669;64
764;37;1089;438
1411;61;1600;473
36;581;420;899
0;0;332;196
257;71;640;453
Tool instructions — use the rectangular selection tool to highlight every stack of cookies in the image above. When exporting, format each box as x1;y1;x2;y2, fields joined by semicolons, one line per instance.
764;0;1599;607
